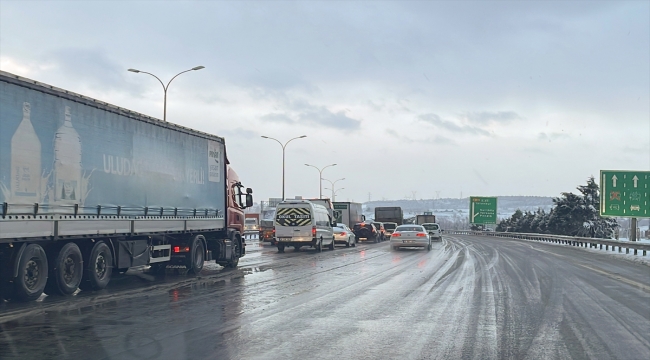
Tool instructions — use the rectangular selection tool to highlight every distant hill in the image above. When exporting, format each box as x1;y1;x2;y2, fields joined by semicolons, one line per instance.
363;196;554;215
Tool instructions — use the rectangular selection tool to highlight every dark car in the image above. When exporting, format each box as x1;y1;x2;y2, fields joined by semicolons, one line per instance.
353;222;381;243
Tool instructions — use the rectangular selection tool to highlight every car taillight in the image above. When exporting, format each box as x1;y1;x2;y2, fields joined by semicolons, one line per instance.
312;226;317;236
416;233;427;237
392;233;401;237
340;232;346;236
273;228;276;233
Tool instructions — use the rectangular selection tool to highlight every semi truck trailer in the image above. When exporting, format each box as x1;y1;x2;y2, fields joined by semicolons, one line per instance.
374;206;403;225
416;214;437;225
332;202;364;228
0;71;253;302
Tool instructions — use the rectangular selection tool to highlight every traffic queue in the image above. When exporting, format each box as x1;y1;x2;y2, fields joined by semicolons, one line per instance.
251;199;443;253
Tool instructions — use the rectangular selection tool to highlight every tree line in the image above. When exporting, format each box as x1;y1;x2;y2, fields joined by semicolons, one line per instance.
492;177;618;238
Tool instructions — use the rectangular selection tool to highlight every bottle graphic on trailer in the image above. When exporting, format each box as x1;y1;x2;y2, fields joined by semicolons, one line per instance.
53;106;83;205
10;102;42;204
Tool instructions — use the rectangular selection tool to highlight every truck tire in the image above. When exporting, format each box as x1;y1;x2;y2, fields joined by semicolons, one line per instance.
45;242;83;296
188;236;205;275
13;244;48;302
277;244;285;253
79;241;112;291
226;237;240;268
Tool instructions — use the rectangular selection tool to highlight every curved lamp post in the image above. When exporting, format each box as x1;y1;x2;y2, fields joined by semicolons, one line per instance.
128;66;205;122
304;163;337;199
324;187;345;202
261;135;307;200
322;178;345;200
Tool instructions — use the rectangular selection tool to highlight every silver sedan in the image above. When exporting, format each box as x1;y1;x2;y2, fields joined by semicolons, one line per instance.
390;225;431;251
333;225;356;247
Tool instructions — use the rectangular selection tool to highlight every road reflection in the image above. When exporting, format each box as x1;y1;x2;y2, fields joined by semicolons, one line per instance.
0;270;247;359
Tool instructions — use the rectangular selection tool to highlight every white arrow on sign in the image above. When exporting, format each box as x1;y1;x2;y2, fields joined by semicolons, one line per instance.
612;175;618;187
632;175;639;188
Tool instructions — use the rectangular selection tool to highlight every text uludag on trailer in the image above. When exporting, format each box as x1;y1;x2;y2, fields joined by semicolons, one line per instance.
0;72;226;216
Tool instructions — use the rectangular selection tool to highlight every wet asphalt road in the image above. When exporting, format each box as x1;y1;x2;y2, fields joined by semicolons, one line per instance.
1;234;649;360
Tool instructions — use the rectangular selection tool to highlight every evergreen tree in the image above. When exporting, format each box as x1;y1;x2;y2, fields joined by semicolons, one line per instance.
497;176;617;238
546;176;617;238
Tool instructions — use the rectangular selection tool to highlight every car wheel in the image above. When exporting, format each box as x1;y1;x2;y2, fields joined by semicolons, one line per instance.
345;237;351;248
427;243;432;251
328;237;335;251
277;244;285;253
316;238;323;253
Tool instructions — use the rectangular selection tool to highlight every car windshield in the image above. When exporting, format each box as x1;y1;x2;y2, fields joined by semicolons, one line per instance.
395;226;424;232
423;224;439;230
383;223;397;230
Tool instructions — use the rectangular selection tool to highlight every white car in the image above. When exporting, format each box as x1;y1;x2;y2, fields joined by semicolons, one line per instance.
390;225;431;251
421;223;442;241
333;224;356;247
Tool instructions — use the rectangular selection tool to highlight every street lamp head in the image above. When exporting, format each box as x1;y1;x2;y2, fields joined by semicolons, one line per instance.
128;68;141;73
299;135;307;138
261;136;269;139
331;163;337;166
192;66;205;71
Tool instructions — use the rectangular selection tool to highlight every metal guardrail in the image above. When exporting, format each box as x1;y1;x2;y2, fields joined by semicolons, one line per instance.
447;230;650;257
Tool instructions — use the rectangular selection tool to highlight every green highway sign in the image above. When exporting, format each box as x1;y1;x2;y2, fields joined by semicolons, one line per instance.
469;196;497;224
600;170;649;218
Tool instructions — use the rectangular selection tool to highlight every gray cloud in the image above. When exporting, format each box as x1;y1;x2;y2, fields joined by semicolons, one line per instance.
460;111;524;124
418;113;491;136
261;113;295;124
47;48;144;95
384;130;456;146
538;132;569;141
260;100;361;130
220;128;257;139
298;106;361;130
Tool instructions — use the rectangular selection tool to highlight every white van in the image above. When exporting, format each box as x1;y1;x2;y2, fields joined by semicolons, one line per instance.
274;200;335;253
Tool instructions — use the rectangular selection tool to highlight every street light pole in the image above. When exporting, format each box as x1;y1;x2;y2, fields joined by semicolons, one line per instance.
261;135;307;200
322;178;345;200
304;163;337;199
324;187;345;202
128;66;205;122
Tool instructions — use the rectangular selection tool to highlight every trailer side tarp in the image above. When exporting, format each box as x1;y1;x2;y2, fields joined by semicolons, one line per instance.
0;73;225;217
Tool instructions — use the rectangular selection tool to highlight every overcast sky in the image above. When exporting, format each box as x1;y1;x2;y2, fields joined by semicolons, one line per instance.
1;1;648;203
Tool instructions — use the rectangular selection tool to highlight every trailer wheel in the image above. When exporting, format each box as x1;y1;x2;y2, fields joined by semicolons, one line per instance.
188;236;205;275
13;244;48;301
226;237;240;268
45;243;83;296
79;241;112;291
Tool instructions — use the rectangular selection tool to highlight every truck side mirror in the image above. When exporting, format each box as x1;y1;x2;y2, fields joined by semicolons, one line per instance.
245;194;253;208
246;187;253;194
